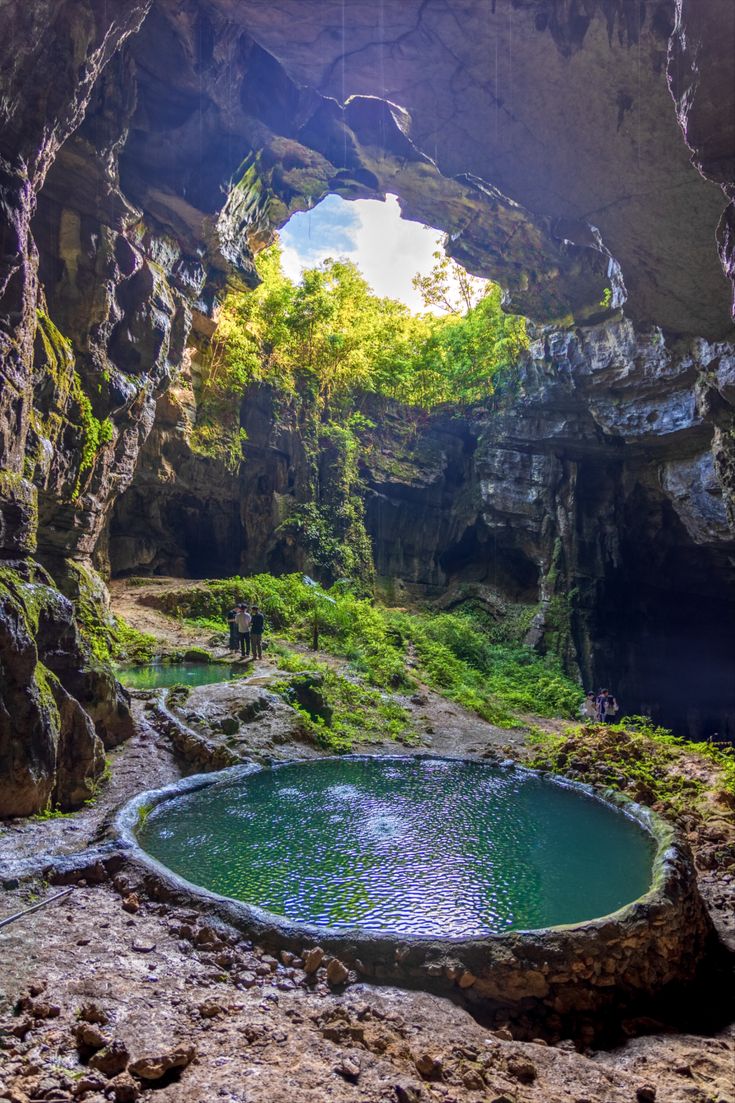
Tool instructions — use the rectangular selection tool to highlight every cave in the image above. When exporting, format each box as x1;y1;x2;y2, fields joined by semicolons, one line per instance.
2;3;735;1094
595;490;735;740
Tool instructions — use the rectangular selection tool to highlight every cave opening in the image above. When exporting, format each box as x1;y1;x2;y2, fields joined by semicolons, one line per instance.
590;486;735;741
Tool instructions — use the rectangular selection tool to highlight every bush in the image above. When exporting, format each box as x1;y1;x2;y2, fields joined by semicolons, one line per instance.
157;573;582;726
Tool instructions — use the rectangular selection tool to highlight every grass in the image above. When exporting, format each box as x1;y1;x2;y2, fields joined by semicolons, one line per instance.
151;572;583;728
111;618;158;664
268;644;415;753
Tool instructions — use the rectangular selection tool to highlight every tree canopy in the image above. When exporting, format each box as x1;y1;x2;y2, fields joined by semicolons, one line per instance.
204;240;528;412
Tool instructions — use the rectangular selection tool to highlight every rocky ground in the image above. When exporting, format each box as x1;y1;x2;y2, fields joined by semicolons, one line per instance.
1;585;734;1103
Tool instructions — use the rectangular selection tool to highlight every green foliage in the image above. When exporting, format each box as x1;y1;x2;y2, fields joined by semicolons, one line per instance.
35;311;115;497
31;803;73;822
207;242;528;411
110;618;158;664
188;423;248;473
269;645;414;753
163;573;581;724
192;245;528;583
527;715;735;818
280;421;374;586
391;609;582;725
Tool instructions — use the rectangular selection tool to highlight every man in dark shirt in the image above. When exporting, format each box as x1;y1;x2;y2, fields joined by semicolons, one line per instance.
226;606;239;651
250;605;265;659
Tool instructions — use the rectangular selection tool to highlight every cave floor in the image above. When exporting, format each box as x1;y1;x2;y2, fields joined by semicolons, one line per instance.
1;582;734;1103
1;869;734;1103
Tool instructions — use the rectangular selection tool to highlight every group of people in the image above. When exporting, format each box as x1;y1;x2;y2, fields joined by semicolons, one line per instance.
582;688;619;723
227;602;266;659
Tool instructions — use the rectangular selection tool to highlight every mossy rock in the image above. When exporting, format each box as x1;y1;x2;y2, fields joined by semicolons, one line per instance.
182;647;213;663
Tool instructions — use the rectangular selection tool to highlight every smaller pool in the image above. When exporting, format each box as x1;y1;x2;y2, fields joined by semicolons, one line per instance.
117;663;246;689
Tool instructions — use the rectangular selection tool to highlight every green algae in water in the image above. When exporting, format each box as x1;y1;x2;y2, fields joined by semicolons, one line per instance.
137;757;656;936
117;663;246;689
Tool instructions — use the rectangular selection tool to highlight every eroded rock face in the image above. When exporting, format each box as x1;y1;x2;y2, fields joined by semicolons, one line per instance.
107;318;735;739
0;560;109;817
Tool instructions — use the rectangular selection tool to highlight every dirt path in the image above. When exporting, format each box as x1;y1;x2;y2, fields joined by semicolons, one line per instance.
109;578;218;651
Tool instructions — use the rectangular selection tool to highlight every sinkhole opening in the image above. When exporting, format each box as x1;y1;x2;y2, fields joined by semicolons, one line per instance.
137;756;656;938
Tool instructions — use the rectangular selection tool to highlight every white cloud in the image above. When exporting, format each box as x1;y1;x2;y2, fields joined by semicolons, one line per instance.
279;194;450;314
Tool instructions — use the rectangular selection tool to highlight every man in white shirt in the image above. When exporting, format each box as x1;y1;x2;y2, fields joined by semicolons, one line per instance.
235;604;252;658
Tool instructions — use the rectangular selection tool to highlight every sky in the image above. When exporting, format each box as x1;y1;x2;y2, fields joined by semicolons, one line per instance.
279;193;447;314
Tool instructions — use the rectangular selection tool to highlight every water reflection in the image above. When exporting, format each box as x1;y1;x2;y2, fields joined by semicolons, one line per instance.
138;757;655;936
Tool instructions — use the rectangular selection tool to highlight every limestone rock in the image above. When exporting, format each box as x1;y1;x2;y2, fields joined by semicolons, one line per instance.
326;958;349;986
89;1040;130;1078
128;1042;195;1081
302;947;325;974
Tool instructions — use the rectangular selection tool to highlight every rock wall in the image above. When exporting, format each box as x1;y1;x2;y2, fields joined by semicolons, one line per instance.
1;0;735;810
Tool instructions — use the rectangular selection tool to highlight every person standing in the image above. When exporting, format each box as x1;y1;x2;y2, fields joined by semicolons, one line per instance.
581;692;597;721
250;605;265;660
227;605;239;651
235;604;252;658
604;690;619;722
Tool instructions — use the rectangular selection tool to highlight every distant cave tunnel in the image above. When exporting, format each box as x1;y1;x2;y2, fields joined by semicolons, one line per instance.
108;488;242;579
590;493;735;742
439;521;540;601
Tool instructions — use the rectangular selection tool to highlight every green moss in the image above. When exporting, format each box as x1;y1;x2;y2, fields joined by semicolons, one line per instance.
34;662;61;729
36;309;74;389
269;644;413;752
527;715;735;818
188;423;248;473
35;309;115;499
0;564;53;638
62;564;157;666
110;618;158;664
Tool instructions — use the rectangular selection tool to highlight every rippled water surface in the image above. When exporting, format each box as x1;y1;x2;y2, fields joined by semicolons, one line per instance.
138;757;655;936
118;663;245;689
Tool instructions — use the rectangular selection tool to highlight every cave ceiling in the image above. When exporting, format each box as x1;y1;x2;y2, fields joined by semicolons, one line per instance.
117;0;735;339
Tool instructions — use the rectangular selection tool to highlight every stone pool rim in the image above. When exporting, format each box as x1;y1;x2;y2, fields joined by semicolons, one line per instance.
117;753;685;937
113;753;712;1011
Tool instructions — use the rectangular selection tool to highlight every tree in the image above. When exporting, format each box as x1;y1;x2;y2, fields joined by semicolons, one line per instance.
412;250;490;315
205;238;527;412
